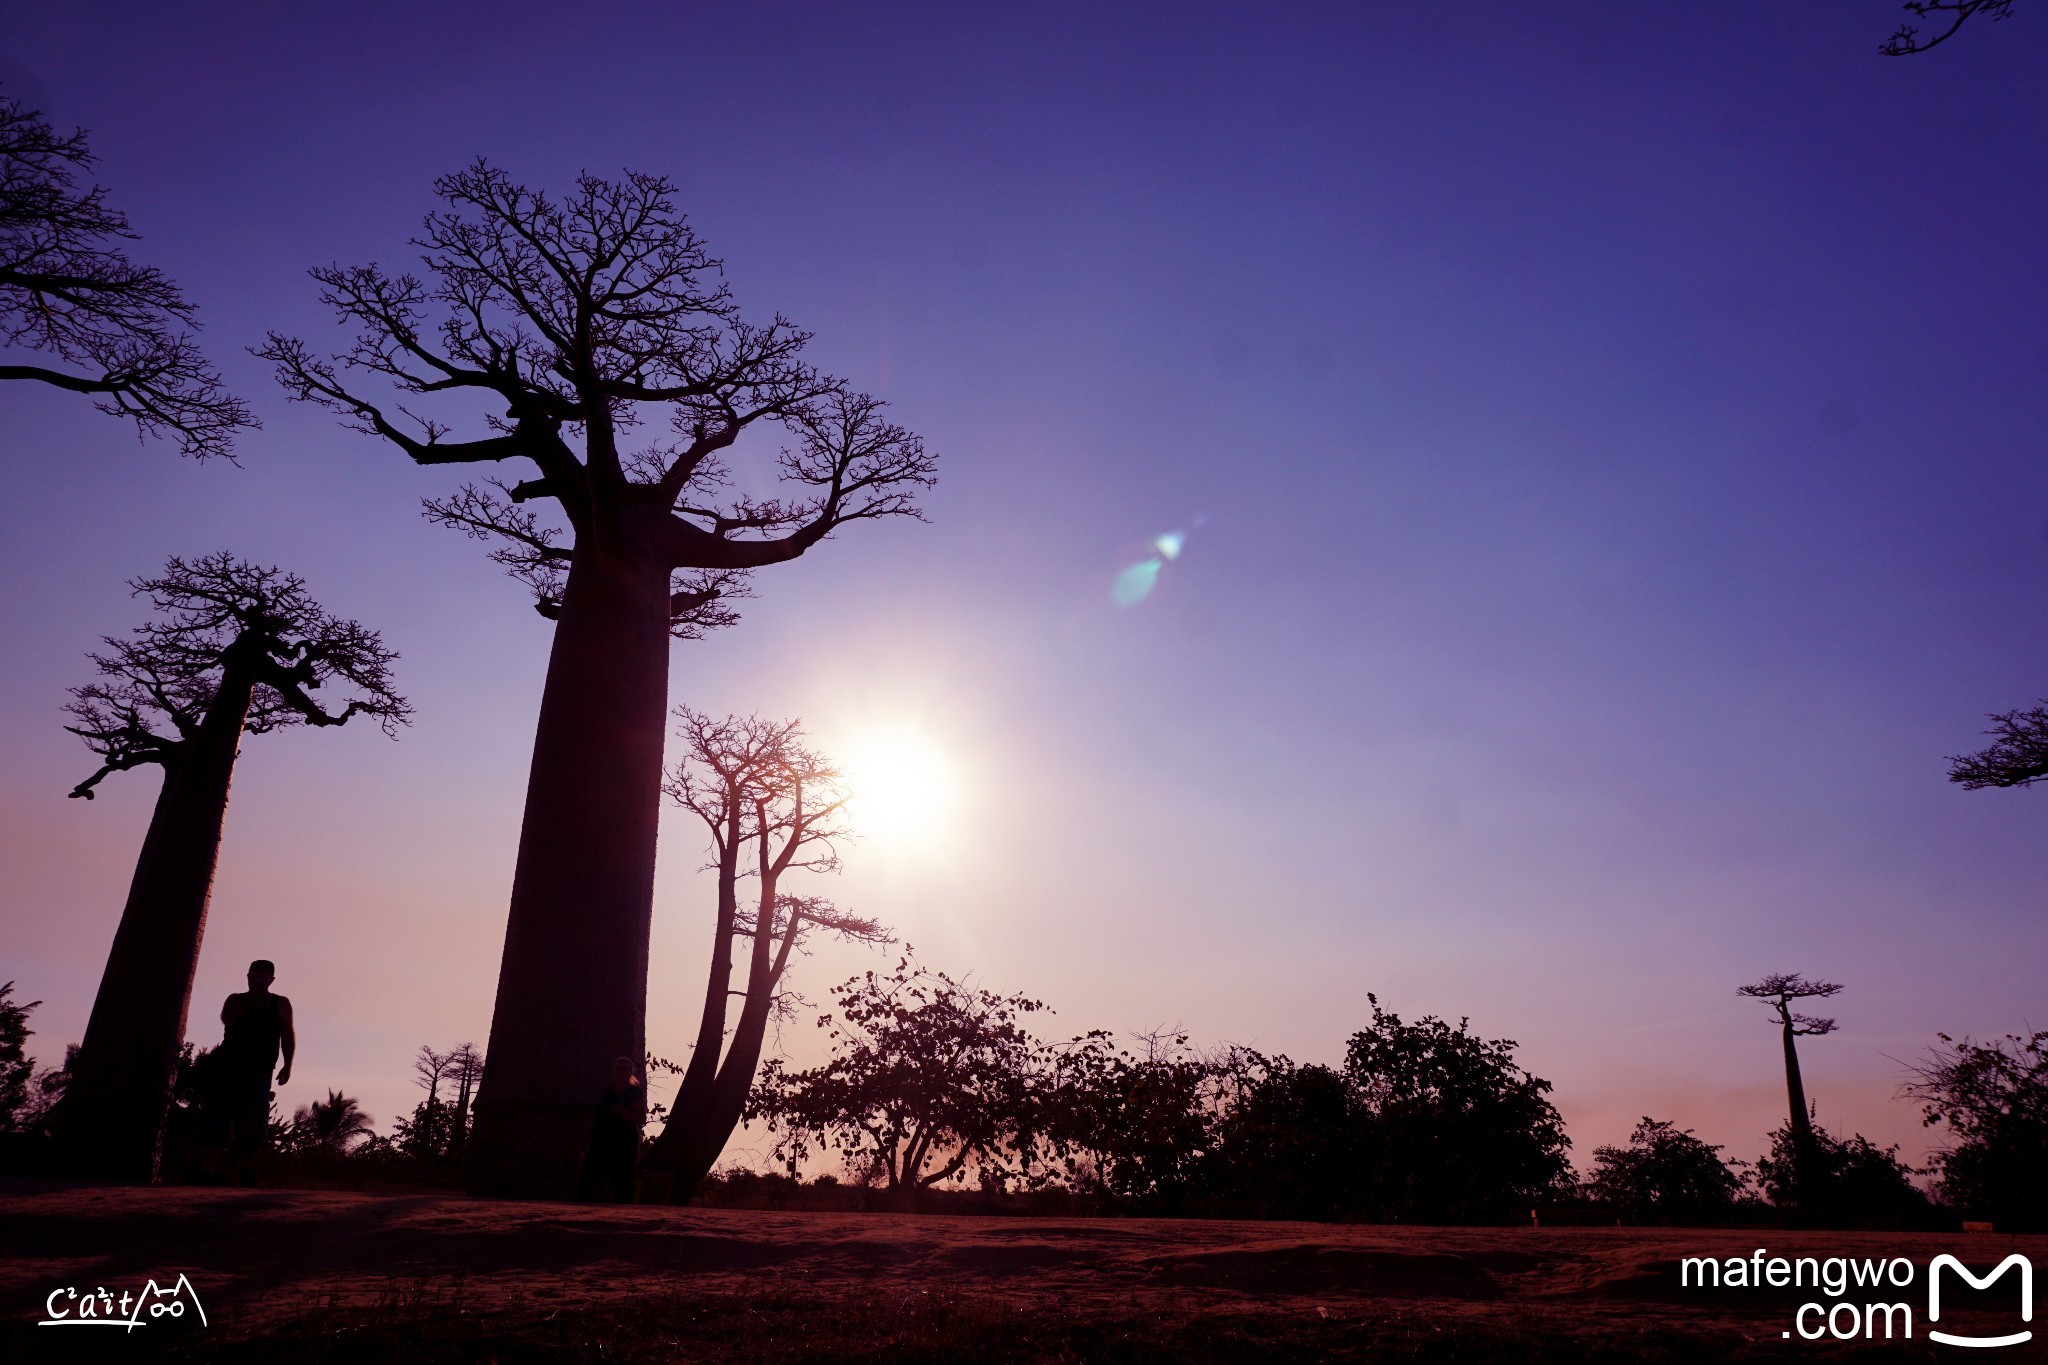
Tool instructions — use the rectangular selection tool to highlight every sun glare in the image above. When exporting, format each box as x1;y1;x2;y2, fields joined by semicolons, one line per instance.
842;727;960;848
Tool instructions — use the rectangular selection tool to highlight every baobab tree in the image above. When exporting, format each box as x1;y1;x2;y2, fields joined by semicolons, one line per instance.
1737;972;1843;1205
50;554;407;1179
644;710;889;1198
258;163;935;1195
0;94;252;456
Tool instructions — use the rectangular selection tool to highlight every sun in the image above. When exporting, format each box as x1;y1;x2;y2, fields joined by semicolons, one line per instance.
842;727;959;847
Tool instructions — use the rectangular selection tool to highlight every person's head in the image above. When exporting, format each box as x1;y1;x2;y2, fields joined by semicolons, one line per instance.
248;960;276;992
612;1055;634;1085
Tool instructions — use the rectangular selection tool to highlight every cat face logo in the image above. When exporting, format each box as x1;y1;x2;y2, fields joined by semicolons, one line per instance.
1928;1254;2033;1349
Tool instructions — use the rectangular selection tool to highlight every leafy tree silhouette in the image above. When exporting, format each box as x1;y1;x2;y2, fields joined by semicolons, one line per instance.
1906;1028;2048;1230
749;958;1046;1202
50;555;407;1179
258;164;935;1195
0;983;44;1135
1588;1118;1746;1223
0;93;253;456
1199;999;1572;1223
1041;1029;1216;1213
1754;1119;1928;1228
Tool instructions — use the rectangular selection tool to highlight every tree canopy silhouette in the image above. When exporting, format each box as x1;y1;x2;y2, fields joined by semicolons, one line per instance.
1906;1028;2048;1230
0;94;253;457
1587;1117;1745;1223
51;554;406;1179
259;163;935;1196
1753;1118;1928;1228
750;959;1048;1198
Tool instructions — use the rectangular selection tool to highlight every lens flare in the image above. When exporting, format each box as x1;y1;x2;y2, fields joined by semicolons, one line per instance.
1111;520;1201;607
1111;558;1163;607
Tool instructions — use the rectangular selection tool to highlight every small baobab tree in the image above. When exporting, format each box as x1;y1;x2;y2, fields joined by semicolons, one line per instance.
50;554;408;1179
0;94;252;456
258;164;935;1195
644;710;890;1198
1738;972;1843;1204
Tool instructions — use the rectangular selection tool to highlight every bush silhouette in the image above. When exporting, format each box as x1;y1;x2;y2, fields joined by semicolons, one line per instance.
1587;1118;1745;1223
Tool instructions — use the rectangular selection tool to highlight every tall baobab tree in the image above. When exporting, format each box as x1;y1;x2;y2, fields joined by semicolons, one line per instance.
51;554;408;1179
1737;972;1843;1203
644;710;889;1198
0;94;252;457
258;163;935;1195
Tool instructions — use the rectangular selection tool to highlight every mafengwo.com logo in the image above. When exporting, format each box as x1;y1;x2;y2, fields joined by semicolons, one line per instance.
1681;1248;2032;1346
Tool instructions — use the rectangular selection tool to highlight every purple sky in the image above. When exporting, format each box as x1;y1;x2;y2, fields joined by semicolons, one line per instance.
3;3;2044;1172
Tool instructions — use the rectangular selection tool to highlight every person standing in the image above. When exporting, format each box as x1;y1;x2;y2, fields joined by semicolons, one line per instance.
577;1056;644;1202
213;959;294;1175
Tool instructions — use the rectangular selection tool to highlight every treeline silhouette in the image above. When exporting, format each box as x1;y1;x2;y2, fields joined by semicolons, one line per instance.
6;975;2041;1231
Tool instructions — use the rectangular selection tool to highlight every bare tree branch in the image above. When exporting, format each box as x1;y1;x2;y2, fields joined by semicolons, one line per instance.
0;95;254;457
1880;0;2015;55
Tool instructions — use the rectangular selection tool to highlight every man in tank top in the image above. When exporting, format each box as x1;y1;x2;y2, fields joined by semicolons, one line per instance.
215;959;295;1164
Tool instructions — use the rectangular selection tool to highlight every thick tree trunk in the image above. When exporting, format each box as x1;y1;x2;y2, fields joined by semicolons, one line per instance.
467;536;674;1198
1780;1017;1823;1217
1781;1021;1813;1150
52;669;255;1180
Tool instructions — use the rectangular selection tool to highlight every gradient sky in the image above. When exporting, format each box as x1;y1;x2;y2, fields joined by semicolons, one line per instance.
2;2;2044;1174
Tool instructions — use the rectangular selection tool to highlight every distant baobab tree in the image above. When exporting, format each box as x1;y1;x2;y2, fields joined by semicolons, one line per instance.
1737;972;1843;1208
644;710;890;1199
1947;706;2048;789
0;94;253;456
50;554;408;1179
1880;0;2015;55
258;163;935;1195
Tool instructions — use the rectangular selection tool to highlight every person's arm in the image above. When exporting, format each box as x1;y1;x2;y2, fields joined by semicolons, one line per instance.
222;992;243;1028
276;997;295;1085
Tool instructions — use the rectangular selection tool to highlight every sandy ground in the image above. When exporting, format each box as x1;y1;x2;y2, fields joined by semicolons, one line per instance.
2;1182;2043;1361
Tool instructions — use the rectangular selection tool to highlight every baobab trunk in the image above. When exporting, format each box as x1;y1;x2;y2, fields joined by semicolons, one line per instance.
52;668;256;1180
1780;1016;1820;1211
1781;1019;1814;1150
466;535;674;1198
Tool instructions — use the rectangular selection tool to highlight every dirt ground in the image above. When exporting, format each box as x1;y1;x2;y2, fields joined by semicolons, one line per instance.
2;1181;2042;1362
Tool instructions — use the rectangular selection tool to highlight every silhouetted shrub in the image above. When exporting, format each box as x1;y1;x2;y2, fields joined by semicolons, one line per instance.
1197;996;1572;1223
1754;1121;1931;1228
1587;1118;1746;1223
1042;1031;1218;1213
